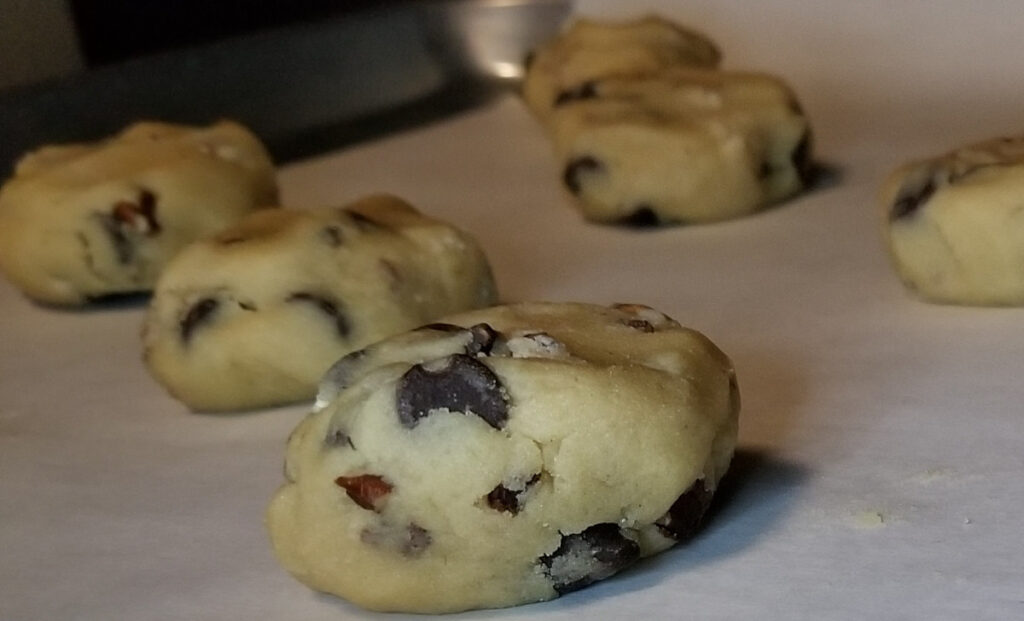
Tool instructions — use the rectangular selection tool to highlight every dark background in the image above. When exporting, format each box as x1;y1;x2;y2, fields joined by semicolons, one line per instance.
70;0;386;65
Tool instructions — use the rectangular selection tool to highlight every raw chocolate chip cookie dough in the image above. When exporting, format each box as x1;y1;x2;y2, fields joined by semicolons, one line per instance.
0;121;277;305
552;70;811;225
881;135;1024;305
142;194;497;411
523;15;721;127
524;15;813;225
267;302;739;613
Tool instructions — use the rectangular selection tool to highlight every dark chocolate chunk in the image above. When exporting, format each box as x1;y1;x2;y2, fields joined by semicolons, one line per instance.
138;189;160;233
325;427;355;449
624;319;656;333
486;485;520;514
467;323;500;356
655;480;714;541
890;176;936;221
334;474;392;511
412;322;500;356
403;524;432;556
618;206;660;227
361;523;432;557
554;80;599;106
416;322;465;333
792;131;814;187
321;225;343;247
83;291;150;306
485;473;540;514
540;523;640;594
348;210;385;231
396;354;509;429
316;349;368;406
563;156;603;195
286;292;349;338
180;297;219;343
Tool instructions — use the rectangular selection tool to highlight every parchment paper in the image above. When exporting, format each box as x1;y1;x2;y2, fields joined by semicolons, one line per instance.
3;1;1023;619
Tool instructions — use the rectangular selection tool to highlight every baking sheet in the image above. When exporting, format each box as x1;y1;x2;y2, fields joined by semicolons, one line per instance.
3;1;1024;619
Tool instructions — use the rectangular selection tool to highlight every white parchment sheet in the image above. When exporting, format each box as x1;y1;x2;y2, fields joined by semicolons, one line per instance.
2;1;1022;619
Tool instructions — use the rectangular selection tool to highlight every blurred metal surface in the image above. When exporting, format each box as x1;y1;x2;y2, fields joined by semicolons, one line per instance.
0;0;570;174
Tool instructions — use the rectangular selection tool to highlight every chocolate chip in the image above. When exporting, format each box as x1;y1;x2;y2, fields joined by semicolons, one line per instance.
485;473;540;514
348;210;385;230
655;480;713;541
416;323;465;333
138;190;159;232
486;485;520;514
334;474;392;511
180;297;218;343
792;131;814;186
890;175;936;221
361;523;432;557
316;349;367;409
618;206;660;227
325;427;355;449
321;225;343;247
403;524;432;556
396;354;509;429
83;291;150;306
467;323;500;355
563;156;603;195
625;319;655;333
286;293;349;338
540;523;640;594
554;81;598;106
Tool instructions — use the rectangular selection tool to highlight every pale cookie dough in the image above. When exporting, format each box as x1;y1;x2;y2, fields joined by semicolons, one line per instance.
881;135;1024;305
142;195;497;411
551;69;812;225
267;302;739;613
0;121;277;305
523;15;721;126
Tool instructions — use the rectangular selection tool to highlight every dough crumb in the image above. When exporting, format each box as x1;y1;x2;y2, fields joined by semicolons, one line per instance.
850;510;887;529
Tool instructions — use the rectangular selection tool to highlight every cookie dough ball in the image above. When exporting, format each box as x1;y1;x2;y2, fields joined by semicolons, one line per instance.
881;135;1024;305
142;195;497;411
523;15;721;125
0;120;277;305
267;302;738;613
550;69;811;225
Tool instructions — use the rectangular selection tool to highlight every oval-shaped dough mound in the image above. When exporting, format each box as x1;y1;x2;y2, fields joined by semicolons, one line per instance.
267;302;739;613
552;69;812;225
880;135;1024;305
142;195;497;411
0;120;277;305
523;15;722;126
